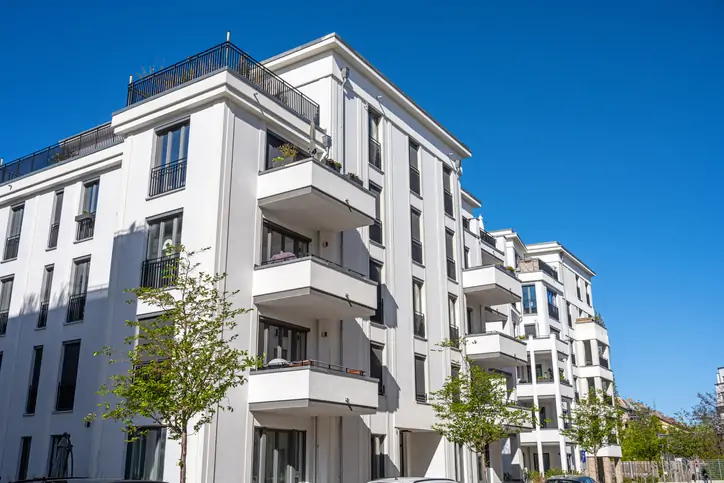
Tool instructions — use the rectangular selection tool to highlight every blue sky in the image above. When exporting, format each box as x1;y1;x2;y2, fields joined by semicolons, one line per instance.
1;2;722;415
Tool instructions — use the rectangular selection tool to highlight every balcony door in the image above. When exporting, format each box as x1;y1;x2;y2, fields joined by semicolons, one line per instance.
147;213;183;260
257;318;307;365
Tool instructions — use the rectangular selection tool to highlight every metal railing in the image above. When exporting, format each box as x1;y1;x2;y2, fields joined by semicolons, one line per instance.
0;310;8;335
66;294;86;323
141;254;180;289
55;382;76;411
149;159;187;197
480;230;497;248
37;301;49;329
416;393;428;403
75;216;95;241
0;123;122;184
548;303;559;320
258;359;366;377
48;222;60;249
369;138;381;168
539;259;559;281
126;42;320;124
259;253;368;279
413;313;426;338
4;234;20;260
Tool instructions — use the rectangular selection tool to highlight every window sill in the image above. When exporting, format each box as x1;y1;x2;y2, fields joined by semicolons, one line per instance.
146;186;186;201
412;260;425;269
370;240;385;250
64;320;84;326
370;321;387;330
52;410;74;415
413;335;428;342
410;190;423;200
46;246;57;252
447;277;459;285
415;398;431;406
369;163;384;175
23;413;35;417
1;257;17;263
35;326;47;331
445;213;456;222
74;237;93;244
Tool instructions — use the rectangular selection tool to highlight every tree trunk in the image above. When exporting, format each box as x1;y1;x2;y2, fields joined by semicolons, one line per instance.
481;451;488;483
588;455;599;482
180;431;188;483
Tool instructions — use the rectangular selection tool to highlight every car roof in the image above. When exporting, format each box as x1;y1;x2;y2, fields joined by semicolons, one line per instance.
14;479;167;483
548;478;591;482
369;479;456;483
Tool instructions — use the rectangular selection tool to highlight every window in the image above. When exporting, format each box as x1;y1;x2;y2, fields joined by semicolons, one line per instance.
585;282;591;305
547;289;559;320
257;318;308;365
464;246;470;269
18;437;32;480
522;285;537;314
76;180;98;241
261;222;310;264
4;204;24;260
445;229;456;280
584;340;593;366
141;213;183;289
369;261;383;324
462;217;470;230
371;434;386;480
576;275;581;300
151;122;189;196
524;324;537;338
448;296;459;346
414;354;427;402
368;110;382;168
442;165;454;217
48;190;63;249
587;377;596;393
370;343;385;395
409;140;420;195
412;279;425;338
550;327;560;340
566;302;572;328
124;426;167;480
67;259;89;323
252;428;306;483
25;346;43;414
0;276;13;335
266;132;308;170
56;340;81;411
410;208;423;264
455;443;464;483
48;434;70;477
369;183;383;244
38;265;54;329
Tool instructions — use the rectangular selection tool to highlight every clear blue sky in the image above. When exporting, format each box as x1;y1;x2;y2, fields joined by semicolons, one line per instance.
1;1;722;415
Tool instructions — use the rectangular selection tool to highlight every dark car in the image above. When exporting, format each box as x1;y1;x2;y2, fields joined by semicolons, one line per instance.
11;479;167;483
547;476;597;483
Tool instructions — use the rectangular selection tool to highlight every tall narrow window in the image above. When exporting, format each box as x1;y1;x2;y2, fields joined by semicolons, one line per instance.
369;183;383;244
370;343;385;395
566;302;572;328
412;279;425;338
142;213;183;289
4;204;24;260
584;340;593;366
371;434;386;480
464;246;470;269
124;426;167;480
410;208;423;264
448;296;459;346
585;282;591;305
445;229;456;280
547;289;559;320
368;110;382;168
18;437;32;480
76;180;99;241
522;285;537;314
414;355;427;402
252;428;306;483
0;276;14;336
56;340;81;411
48;190;63;249
38;265;54;329
151;122;189;196
67;259;89;323
25;346;43;414
257;318;308;365
442;165;454;217
369;261;383;324
575;275;581;300
48;434;68;477
409;140;420;195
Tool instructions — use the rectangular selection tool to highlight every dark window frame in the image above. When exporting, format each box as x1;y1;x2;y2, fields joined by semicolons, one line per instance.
369;183;383;245
409;140;421;195
410;208;423;264
370;343;385;395
257;317;309;365
414;354;427;403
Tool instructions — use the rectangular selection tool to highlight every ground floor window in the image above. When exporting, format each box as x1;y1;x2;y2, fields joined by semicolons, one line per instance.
533;452;550;472
124;426;166;480
252;428;306;483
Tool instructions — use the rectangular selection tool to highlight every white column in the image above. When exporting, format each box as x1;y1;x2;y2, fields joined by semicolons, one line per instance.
529;341;545;473
549;335;568;472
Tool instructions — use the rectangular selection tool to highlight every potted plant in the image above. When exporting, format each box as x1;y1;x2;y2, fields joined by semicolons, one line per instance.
51;147;76;164
345;172;362;186
272;143;298;164
517;334;527;340
75;209;95;222
505;266;516;273
325;158;342;172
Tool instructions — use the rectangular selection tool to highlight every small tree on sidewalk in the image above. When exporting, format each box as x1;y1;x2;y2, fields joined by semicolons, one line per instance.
89;246;260;483
561;389;621;482
430;341;534;483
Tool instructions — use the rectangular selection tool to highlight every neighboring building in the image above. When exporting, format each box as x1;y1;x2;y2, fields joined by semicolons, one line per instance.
617;398;681;430
716;367;724;417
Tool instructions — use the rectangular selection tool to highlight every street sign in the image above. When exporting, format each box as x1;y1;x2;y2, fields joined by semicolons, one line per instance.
581;450;586;463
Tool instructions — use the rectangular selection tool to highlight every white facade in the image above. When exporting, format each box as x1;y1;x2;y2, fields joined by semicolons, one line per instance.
716;367;724;417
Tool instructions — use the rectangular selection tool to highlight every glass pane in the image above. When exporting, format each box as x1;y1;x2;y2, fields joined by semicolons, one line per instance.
411;211;420;240
147;223;161;259
53;192;64;223
445;232;454;258
1;279;13;310
160;132;170;166
161;219;174;252
42;268;54;301
415;357;425;395
264;431;275;483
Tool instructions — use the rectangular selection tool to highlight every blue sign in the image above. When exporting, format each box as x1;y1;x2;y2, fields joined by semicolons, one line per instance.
581;450;587;462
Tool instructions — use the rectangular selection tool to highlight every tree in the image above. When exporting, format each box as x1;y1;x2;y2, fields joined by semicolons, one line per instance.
620;402;664;461
667;415;720;459
690;392;724;455
90;246;259;483
430;349;533;483
561;389;621;482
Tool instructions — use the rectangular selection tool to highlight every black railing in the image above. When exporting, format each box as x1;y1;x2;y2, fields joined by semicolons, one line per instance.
449;325;460;348
75;216;95;241
480;230;496;248
539;259;559;281
149;159;187;197
66;294;86;323
38;301;49;329
369;138;382;169
444;190;454;217
4;234;20;260
0;123;122;184
548;303;559;320
48;222;60;249
413;313;426;338
411;239;423;264
416;393;428;403
258;359;366;377
55;382;76;411
141;254;180;289
126;42;320;124
26;385;39;414
370;220;383;245
0;310;8;335
258;252;368;279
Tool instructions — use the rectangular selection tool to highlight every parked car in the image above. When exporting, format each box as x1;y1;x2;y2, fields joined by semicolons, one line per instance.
11;479;167;483
547;476;597;483
369;478;456;483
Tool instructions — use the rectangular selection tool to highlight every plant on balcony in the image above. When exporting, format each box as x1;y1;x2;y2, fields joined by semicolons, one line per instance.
561;389;622;483
345;172;363;186
87;245;262;483
272;143;298;164
50;146;77;163
430;338;537;483
517;335;527;340
325;158;342;172
505;266;516;273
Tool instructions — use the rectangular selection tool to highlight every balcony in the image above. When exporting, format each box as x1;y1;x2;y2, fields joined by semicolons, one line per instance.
0;123;122;184
463;264;522;306
4;235;20;260
518;258;561;286
149;159;187;197
248;360;378;416
480;230;497;248
257;158;376;232
75;214;95;241
0;310;8;336
527;336;569;356
369;138;381;169
466;332;528;366
517;380;575;400
520;429;565;445
66;294;86;323
484;306;508;322
126;42;319;124
140;255;179;289
253;255;377;319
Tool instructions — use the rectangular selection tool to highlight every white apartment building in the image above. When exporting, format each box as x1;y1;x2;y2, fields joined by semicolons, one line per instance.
716;367;724;417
